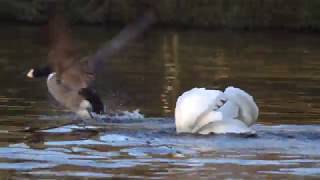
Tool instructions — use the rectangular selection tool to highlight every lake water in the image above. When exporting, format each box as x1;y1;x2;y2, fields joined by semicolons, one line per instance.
0;25;320;179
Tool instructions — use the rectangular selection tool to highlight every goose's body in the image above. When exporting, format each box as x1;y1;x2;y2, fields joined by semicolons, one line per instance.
46;73;93;119
26;2;155;120
175;87;259;134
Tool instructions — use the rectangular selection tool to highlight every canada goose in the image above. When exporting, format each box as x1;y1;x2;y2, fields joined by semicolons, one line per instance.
175;87;259;134
27;2;155;120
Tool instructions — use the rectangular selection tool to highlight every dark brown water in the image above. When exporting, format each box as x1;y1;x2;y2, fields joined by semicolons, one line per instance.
0;25;320;179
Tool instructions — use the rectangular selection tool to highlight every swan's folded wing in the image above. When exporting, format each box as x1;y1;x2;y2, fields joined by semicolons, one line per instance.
175;88;224;133
223;87;259;126
218;101;240;119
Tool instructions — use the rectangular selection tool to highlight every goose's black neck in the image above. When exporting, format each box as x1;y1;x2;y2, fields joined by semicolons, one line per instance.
33;66;53;78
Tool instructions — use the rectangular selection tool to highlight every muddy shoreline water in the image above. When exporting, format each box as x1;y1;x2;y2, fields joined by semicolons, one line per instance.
0;119;320;179
2;0;320;31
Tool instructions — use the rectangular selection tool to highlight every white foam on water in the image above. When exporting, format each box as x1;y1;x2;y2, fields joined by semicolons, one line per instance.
37;109;144;123
95;109;144;121
40;110;144;133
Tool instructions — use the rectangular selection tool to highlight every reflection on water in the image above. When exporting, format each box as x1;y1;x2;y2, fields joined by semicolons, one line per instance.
0;121;320;179
0;25;320;178
161;33;180;115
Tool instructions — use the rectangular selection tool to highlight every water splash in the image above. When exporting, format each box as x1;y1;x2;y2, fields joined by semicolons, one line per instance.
94;109;144;122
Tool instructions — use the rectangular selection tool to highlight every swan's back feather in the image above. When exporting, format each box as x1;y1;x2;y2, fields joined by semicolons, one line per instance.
223;87;259;126
175;87;259;134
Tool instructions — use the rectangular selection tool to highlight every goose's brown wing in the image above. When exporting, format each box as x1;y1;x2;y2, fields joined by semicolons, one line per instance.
47;3;92;90
87;10;156;75
47;3;155;90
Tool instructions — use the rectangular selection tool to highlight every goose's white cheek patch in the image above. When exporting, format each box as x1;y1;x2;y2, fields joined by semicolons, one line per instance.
27;69;34;78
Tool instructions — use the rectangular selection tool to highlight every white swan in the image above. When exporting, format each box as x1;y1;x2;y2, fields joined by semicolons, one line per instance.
175;87;259;134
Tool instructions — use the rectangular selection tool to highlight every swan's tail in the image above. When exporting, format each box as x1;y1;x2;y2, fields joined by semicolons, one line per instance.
222;87;259;126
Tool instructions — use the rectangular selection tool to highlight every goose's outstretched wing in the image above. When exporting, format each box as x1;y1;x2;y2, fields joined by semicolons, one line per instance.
47;1;155;90
47;2;89;90
87;10;156;73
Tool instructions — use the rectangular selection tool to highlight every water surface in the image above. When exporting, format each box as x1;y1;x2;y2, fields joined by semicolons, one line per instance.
0;25;320;179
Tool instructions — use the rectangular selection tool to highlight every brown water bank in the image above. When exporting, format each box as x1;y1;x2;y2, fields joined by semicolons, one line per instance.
1;0;320;31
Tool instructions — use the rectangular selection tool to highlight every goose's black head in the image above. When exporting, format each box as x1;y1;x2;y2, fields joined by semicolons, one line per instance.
27;66;53;79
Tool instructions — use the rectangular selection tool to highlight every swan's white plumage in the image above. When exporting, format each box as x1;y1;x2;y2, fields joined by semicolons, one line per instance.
175;88;223;133
175;87;259;134
223;87;258;126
